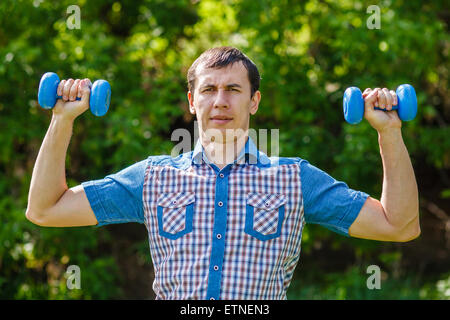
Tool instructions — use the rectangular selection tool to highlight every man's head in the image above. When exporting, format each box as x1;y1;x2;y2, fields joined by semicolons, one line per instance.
187;47;261;143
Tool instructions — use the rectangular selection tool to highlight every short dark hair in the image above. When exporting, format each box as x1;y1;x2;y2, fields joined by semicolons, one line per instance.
187;46;261;98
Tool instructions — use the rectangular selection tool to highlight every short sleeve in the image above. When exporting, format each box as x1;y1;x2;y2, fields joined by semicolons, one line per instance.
81;159;148;226
300;159;369;236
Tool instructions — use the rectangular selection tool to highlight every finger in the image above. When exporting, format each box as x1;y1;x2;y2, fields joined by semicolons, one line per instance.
377;88;386;109
63;78;74;101
84;78;92;88
364;89;378;109
57;79;66;97
77;80;83;98
390;90;398;106
80;78;91;101
382;88;392;110
373;88;380;107
70;79;81;101
362;88;372;98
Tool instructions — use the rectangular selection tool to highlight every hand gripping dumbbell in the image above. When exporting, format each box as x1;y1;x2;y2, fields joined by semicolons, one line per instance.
38;72;111;117
343;84;417;124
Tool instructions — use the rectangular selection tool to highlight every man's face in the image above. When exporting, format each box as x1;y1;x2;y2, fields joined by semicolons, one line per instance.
188;61;261;143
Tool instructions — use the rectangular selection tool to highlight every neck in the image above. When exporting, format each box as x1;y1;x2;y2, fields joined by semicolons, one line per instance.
200;131;249;170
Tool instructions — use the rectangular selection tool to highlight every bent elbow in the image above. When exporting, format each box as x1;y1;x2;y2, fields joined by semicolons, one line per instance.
396;220;421;242
408;224;421;241
397;230;420;242
25;208;48;226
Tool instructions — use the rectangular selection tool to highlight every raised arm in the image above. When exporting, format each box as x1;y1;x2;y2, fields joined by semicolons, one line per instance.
26;78;98;227
348;88;420;241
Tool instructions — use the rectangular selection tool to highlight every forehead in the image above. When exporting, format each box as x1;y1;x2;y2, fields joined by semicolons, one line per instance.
195;61;249;87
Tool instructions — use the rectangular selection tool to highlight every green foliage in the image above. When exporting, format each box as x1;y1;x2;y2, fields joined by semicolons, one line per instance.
0;0;448;299
287;267;450;300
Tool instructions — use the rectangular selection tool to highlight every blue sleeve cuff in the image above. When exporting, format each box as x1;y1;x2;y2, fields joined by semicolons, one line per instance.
82;180;110;227
334;191;369;237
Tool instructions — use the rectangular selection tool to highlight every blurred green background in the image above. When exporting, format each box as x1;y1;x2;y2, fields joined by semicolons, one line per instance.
0;0;449;299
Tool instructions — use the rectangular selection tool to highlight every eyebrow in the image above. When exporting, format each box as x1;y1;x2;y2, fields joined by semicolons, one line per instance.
200;83;242;89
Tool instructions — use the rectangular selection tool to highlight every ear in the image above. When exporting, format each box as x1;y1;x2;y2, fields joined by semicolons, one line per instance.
249;90;261;115
188;91;196;114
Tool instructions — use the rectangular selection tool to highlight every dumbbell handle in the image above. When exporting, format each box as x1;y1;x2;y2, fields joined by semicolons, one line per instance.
375;104;398;111
56;96;81;101
55;82;92;101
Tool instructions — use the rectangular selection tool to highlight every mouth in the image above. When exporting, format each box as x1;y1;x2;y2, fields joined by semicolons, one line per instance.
210;116;233;124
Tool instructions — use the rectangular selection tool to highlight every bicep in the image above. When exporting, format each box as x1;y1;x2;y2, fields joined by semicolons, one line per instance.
348;196;398;241
42;185;98;227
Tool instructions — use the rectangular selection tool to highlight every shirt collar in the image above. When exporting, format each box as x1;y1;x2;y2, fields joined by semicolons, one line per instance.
192;136;262;166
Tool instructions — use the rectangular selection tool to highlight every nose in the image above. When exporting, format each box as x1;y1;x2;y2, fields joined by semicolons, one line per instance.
213;89;229;109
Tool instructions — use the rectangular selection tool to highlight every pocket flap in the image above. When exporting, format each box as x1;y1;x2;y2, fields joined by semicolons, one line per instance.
247;193;286;211
157;192;195;208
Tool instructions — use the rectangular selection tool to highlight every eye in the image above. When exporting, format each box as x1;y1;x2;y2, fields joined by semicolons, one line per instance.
202;87;213;92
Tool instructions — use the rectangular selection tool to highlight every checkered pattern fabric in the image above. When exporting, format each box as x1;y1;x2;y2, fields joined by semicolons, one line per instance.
143;137;305;300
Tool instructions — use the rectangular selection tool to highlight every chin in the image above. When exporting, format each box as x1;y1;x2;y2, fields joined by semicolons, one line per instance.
206;127;248;143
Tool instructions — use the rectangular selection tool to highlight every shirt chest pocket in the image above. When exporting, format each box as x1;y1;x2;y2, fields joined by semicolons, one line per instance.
156;192;195;240
245;193;286;241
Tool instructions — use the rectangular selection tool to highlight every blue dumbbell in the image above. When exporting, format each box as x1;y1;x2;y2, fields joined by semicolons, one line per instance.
38;72;111;117
343;84;417;124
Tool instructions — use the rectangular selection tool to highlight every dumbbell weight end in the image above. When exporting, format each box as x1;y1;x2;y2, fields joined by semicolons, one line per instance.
395;84;417;121
343;87;364;124
90;80;111;117
38;72;60;110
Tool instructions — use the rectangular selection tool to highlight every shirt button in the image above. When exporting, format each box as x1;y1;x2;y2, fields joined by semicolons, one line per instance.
219;173;224;178
265;201;270;207
216;234;222;240
218;201;223;207
214;265;219;271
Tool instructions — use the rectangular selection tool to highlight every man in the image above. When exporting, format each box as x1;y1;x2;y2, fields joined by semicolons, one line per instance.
26;46;420;299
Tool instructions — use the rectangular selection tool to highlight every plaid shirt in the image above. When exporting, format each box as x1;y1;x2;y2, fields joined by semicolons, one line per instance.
83;137;369;300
